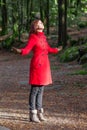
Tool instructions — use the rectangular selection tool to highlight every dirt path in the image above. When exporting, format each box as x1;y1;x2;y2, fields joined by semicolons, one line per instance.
0;51;87;130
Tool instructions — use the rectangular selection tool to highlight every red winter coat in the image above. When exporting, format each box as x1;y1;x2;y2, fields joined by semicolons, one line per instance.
21;32;59;85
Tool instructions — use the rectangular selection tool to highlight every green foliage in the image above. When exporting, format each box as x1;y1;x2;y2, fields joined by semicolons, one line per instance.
80;54;87;64
82;63;87;70
70;70;87;75
70;39;78;46
60;42;87;63
0;0;87;49
60;47;79;62
67;0;87;27
13;23;18;32
70;38;87;46
77;21;87;28
81;44;87;51
49;1;58;26
1;31;18;49
78;38;87;45
2;38;12;49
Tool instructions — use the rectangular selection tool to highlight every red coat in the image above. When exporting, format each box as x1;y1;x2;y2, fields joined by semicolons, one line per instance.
21;32;59;85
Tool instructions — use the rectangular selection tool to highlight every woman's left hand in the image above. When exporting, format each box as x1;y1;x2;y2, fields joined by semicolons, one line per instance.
57;46;63;51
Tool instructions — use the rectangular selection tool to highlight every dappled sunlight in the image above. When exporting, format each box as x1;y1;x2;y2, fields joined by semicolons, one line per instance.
0;108;87;129
0;108;29;122
45;112;87;128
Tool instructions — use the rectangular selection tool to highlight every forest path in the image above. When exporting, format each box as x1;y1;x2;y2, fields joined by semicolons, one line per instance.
0;51;87;130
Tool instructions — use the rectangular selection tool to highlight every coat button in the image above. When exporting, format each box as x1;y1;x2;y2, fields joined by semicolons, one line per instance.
39;64;41;66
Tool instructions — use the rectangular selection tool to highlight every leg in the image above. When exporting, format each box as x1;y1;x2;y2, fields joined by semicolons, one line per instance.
36;86;44;110
29;85;40;123
29;85;39;110
36;86;47;121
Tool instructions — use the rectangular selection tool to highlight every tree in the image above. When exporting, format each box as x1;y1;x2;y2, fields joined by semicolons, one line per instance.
58;0;63;45
62;0;67;48
39;0;44;22
29;0;34;24
1;0;7;34
26;0;31;29
46;0;50;34
58;0;67;48
0;0;87;49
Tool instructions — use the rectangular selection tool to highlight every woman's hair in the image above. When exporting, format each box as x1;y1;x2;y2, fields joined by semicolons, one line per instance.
29;19;40;34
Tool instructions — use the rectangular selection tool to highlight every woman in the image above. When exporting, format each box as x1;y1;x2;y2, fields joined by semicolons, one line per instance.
12;19;62;123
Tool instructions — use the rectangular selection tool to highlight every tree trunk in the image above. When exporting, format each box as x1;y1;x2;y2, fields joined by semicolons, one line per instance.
21;0;23;27
0;0;1;34
17;0;21;41
62;0;67;48
40;0;44;22
46;0;50;35
1;0;7;34
58;0;67;47
77;0;81;7
26;0;31;30
76;0;81;15
58;0;63;45
29;0;33;24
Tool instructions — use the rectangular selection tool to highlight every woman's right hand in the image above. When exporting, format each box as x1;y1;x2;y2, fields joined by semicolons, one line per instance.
11;47;22;54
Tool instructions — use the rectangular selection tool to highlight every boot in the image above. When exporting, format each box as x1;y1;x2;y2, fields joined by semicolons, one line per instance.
38;108;47;121
30;109;40;123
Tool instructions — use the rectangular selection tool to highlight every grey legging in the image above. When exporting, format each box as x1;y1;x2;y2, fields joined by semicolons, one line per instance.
29;85;44;110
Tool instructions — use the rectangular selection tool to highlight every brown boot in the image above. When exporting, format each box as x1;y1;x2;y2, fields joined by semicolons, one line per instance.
38;108;47;121
30;109;40;123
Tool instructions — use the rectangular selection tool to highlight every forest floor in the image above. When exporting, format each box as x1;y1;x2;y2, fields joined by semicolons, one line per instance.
0;48;87;130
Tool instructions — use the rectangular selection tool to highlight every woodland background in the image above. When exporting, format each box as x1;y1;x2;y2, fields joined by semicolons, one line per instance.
0;0;87;65
0;0;87;130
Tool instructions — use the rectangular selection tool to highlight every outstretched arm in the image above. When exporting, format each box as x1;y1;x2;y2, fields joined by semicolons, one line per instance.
48;44;63;54
11;34;36;55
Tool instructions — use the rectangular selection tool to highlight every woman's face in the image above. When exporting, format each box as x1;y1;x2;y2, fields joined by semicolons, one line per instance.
36;20;44;32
